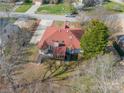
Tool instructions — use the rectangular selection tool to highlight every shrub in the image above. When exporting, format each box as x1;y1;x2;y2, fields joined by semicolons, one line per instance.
25;0;32;3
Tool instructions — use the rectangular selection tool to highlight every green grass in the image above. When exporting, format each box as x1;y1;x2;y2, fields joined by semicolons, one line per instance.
37;4;75;14
103;1;124;12
15;3;32;12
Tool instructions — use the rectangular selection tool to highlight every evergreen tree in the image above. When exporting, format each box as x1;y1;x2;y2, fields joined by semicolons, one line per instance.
80;20;109;59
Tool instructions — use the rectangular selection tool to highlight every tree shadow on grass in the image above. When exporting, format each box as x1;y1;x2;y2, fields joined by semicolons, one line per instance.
41;60;79;82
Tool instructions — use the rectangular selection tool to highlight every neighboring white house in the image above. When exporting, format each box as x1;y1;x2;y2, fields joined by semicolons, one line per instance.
79;0;83;3
33;0;43;5
0;24;21;47
73;0;84;9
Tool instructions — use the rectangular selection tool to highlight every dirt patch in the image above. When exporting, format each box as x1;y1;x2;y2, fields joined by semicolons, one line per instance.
15;19;40;32
15;63;46;84
53;21;81;28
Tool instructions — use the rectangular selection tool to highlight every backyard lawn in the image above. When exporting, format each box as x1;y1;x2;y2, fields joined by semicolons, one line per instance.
15;3;32;12
37;4;75;14
27;44;39;62
103;1;124;12
83;1;124;16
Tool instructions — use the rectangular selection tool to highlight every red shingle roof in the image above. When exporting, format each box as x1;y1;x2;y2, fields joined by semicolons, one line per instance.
37;24;83;49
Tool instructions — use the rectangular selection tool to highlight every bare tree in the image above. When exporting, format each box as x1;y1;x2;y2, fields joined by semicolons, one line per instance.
69;54;124;93
82;0;109;7
79;7;123;34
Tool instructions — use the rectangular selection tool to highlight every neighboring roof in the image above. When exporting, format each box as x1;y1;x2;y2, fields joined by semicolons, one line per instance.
117;35;124;44
0;24;21;47
33;0;43;3
38;24;83;49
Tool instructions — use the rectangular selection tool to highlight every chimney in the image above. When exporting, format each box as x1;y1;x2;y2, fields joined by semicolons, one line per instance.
67;30;69;32
64;21;70;29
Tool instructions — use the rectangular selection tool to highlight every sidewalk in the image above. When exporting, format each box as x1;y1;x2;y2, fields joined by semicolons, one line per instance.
13;4;54;44
26;4;40;14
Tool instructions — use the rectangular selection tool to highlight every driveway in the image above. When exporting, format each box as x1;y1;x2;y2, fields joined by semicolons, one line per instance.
30;19;53;44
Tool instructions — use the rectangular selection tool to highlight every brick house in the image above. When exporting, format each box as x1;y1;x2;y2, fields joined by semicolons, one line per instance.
37;22;83;61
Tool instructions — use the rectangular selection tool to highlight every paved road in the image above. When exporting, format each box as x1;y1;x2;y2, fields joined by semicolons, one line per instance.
0;12;78;22
1;11;124;22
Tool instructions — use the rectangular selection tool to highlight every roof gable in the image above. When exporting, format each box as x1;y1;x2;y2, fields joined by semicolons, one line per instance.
38;25;83;49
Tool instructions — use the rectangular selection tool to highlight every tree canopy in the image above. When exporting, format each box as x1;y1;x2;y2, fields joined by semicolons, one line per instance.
25;0;32;3
82;0;110;7
80;20;109;59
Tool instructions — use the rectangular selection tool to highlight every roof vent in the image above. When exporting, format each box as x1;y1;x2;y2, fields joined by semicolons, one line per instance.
64;21;70;29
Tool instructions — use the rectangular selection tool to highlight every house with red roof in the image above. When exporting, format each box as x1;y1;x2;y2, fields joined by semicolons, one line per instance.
37;22;83;61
